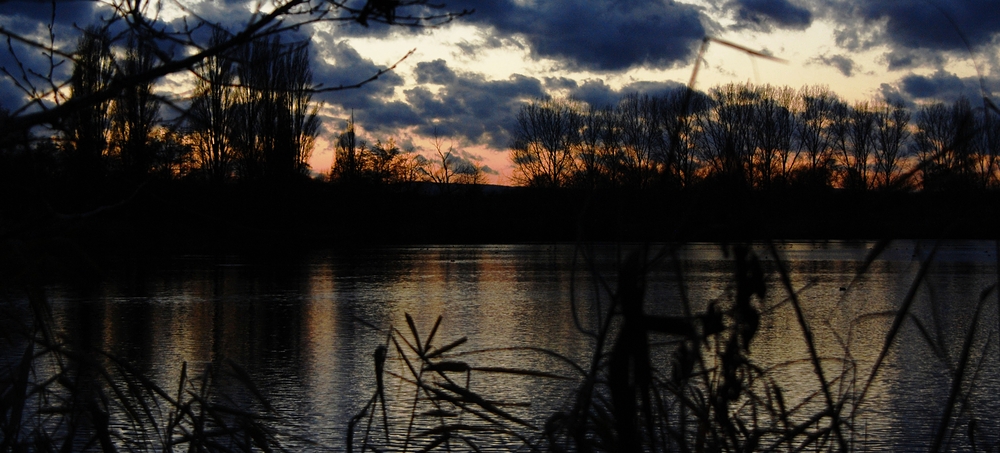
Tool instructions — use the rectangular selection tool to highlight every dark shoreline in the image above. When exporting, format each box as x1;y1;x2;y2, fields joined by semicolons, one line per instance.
12;180;996;259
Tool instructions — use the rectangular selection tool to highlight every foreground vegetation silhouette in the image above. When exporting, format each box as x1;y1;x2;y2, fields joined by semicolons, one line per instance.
7;238;996;451
345;241;998;452
4;0;1000;450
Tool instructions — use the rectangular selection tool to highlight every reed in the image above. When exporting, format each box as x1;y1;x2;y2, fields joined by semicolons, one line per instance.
3;239;997;451
0;282;289;452
349;240;1000;452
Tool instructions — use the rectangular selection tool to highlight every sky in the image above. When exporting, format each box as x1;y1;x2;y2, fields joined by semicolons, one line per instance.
2;0;999;183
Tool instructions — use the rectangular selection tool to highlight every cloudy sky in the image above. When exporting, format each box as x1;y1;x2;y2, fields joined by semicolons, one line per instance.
3;0;999;183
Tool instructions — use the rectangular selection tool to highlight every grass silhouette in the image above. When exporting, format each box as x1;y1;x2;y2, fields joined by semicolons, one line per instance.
345;240;999;452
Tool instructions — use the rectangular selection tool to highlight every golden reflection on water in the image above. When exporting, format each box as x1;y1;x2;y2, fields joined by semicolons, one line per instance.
41;241;1000;450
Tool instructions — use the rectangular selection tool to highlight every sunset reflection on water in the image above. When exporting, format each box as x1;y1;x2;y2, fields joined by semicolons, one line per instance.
38;241;1000;451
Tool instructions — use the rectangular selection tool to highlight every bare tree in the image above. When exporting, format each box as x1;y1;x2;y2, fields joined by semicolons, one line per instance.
843;101;877;190
1;0;471;136
793;85;837;187
616;93;662;189
510;98;582;188
657;88;702;188
189;29;237;183
872;99;910;189
576;105;610;189
110;32;161;180
228;35;319;181
331;114;362;183
427;131;456;188
751;84;797;187
696;83;758;187
454;160;487;186
913;97;978;190
978;107;1000;187
63;26;115;182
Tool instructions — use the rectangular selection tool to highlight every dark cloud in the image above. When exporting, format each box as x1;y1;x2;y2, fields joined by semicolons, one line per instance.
814;54;854;76
731;0;812;31
454;33;519;58
311;1;476;38
0;0;103;28
566;79;686;109
543;77;579;93
307;39;430;136
619;80;687;97
450;148;499;175
832;24;881;52
316;54;545;149
877;83;912;109
0;79;24;115
413;59;457;85
828;0;1000;57
181;0;272;30
445;0;707;71
406;61;545;148
882;48;947;71
568;79;617;109
899;69;981;101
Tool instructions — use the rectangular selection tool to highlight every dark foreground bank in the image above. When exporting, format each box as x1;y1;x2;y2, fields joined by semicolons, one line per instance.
4;179;998;256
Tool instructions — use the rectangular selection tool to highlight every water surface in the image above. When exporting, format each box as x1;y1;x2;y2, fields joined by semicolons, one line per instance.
27;241;1000;450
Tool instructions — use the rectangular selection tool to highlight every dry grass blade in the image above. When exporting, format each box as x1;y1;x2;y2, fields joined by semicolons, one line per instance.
446;346;586;376
424;337;468;359
425;361;471;373
930;283;996;453
854;241;940;419
906;313;949;361
390;334;421;381
471;367;574;380
419;424;515;436
393;325;423;357
223;359;275;412
434;382;537;429
424;315;443;353
406;313;424;355
766;241;846;451
0;340;34;450
856;239;892;282
421;409;458;417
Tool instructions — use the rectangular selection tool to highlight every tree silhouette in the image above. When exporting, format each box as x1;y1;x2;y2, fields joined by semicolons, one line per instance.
178;34;325;183
510;98;582;188
914;98;978;191
576;105;616;189
616;93;662;189
793;86;837;189
658;88;701;189
110;33;161;181
329;117;422;185
189;29;238;183
751;84;796;188
696;83;758;187
63;26;115;184
844;100;877;190
872;100;910;189
426;132;456;190
1;0;470;137
331;115;362;183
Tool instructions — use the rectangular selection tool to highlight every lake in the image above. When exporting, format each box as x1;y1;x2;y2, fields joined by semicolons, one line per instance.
9;241;1000;451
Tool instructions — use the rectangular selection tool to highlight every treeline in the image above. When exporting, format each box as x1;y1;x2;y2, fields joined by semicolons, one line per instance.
0;23;492;194
1;25;320;189
328;117;488;187
511;84;1000;192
